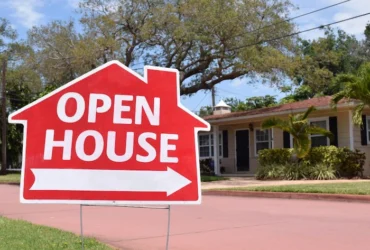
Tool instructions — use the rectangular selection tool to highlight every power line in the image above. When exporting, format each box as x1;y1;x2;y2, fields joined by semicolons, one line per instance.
231;12;370;51
217;87;249;99
248;0;351;35
192;92;210;112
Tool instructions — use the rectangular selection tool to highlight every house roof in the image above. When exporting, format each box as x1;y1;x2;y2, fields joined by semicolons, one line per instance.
203;96;352;122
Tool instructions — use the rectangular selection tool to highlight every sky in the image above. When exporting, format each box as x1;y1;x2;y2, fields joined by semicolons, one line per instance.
0;0;369;113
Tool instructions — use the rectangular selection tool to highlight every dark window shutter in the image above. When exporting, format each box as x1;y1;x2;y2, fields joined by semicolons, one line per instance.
329;116;338;147
361;115;367;145
222;130;228;158
283;131;291;148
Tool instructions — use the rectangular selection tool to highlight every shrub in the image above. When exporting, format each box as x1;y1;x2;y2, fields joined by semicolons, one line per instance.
308;163;336;180
257;146;365;180
258;148;293;166
199;158;214;175
283;163;309;180
337;148;365;178
256;164;285;180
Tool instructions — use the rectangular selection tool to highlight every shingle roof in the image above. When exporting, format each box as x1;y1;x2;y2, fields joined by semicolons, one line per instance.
203;96;350;121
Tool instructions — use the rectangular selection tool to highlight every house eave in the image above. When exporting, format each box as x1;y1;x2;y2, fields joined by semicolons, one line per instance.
205;102;355;124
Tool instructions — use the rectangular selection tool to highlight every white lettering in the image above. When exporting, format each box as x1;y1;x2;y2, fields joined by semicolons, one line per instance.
160;134;178;163
137;132;156;162
75;130;104;161
135;96;160;126
88;94;112;123
107;131;134;162
113;95;133;124
44;130;73;160
57;92;85;123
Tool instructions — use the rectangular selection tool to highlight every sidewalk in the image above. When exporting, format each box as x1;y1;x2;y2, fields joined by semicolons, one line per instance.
201;177;370;190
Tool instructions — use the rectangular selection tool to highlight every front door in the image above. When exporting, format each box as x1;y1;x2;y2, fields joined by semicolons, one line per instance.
236;130;250;171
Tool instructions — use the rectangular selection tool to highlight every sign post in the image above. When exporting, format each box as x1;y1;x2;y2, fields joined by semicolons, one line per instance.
8;61;210;248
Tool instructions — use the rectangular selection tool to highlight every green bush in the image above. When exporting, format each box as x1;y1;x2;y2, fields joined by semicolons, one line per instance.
258;148;293;166
257;146;365;180
256;164;285;180
308;163;336;180
337;148;365;178
199;158;214;175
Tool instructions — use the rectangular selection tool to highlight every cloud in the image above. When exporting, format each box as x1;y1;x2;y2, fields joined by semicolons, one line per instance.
8;0;44;29
230;78;244;88
292;0;370;39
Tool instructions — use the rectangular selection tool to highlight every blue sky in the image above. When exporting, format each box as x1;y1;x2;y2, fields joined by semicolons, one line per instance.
0;0;369;112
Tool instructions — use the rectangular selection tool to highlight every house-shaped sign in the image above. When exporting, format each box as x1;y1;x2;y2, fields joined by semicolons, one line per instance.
9;61;210;205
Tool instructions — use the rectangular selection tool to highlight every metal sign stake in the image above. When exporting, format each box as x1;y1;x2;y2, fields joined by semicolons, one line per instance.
166;205;171;250
80;204;84;250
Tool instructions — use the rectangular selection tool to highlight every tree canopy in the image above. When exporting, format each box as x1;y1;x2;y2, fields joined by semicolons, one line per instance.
25;0;298;95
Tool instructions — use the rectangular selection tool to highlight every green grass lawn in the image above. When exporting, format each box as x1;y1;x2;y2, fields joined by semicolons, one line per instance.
220;181;370;195
0;172;21;184
201;175;229;182
0;217;112;250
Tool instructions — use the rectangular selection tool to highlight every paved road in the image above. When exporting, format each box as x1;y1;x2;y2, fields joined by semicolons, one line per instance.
1;185;370;250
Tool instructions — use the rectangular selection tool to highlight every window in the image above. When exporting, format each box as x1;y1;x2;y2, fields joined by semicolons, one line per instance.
310;118;329;147
198;133;222;158
255;129;272;156
367;117;370;144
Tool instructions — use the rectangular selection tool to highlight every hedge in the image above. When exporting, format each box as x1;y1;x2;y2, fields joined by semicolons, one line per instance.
257;146;365;180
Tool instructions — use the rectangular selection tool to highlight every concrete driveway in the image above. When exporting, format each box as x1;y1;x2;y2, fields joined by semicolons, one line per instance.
1;184;370;250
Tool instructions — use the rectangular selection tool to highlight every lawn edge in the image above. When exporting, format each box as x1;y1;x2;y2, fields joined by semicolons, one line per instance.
202;190;370;203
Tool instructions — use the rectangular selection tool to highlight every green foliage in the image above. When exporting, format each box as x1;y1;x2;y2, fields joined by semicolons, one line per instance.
262;106;332;158
224;95;277;112
199;158;214;175
258;148;293;166
255;163;285;180
332;62;370;126
257;146;365;180
308;163;336;180
25;0;297;95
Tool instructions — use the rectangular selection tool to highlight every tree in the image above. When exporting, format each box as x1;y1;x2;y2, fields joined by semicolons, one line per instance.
283;27;366;103
224;95;277;111
27;0;298;95
262;106;332;159
198;106;213;117
332;63;370;126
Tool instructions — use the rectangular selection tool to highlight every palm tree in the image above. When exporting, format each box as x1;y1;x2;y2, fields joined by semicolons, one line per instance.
332;63;370;126
262;106;333;159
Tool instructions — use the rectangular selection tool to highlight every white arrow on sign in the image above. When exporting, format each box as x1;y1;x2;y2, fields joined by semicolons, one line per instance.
30;167;192;196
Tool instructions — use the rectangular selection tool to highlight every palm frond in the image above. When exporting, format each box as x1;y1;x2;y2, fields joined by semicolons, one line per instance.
307;126;333;140
302;106;316;120
352;103;365;126
262;117;289;131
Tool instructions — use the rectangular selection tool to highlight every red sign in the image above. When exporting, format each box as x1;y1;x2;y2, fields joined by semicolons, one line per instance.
8;61;210;205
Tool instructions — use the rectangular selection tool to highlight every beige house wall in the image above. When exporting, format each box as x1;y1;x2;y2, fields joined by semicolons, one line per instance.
207;108;353;175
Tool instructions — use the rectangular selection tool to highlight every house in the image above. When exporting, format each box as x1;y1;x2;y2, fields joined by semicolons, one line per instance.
199;96;370;176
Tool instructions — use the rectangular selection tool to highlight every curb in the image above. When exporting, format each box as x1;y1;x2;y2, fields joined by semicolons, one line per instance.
202;190;370;203
0;182;20;186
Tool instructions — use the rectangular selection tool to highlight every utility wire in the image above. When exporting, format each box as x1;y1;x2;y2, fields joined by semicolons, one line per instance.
231;12;370;51
249;0;351;34
192;92;210;112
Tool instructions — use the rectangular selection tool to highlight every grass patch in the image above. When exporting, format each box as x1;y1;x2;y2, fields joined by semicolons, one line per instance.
201;175;229;182
219;181;370;195
0;217;112;250
0;172;21;184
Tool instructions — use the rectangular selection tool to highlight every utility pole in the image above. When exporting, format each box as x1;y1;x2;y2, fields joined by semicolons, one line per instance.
211;86;216;107
1;57;7;175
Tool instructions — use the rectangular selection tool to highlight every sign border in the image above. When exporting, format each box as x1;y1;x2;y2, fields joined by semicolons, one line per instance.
8;60;210;205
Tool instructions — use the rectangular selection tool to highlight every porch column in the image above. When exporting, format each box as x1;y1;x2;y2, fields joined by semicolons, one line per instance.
213;125;220;175
349;110;354;150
